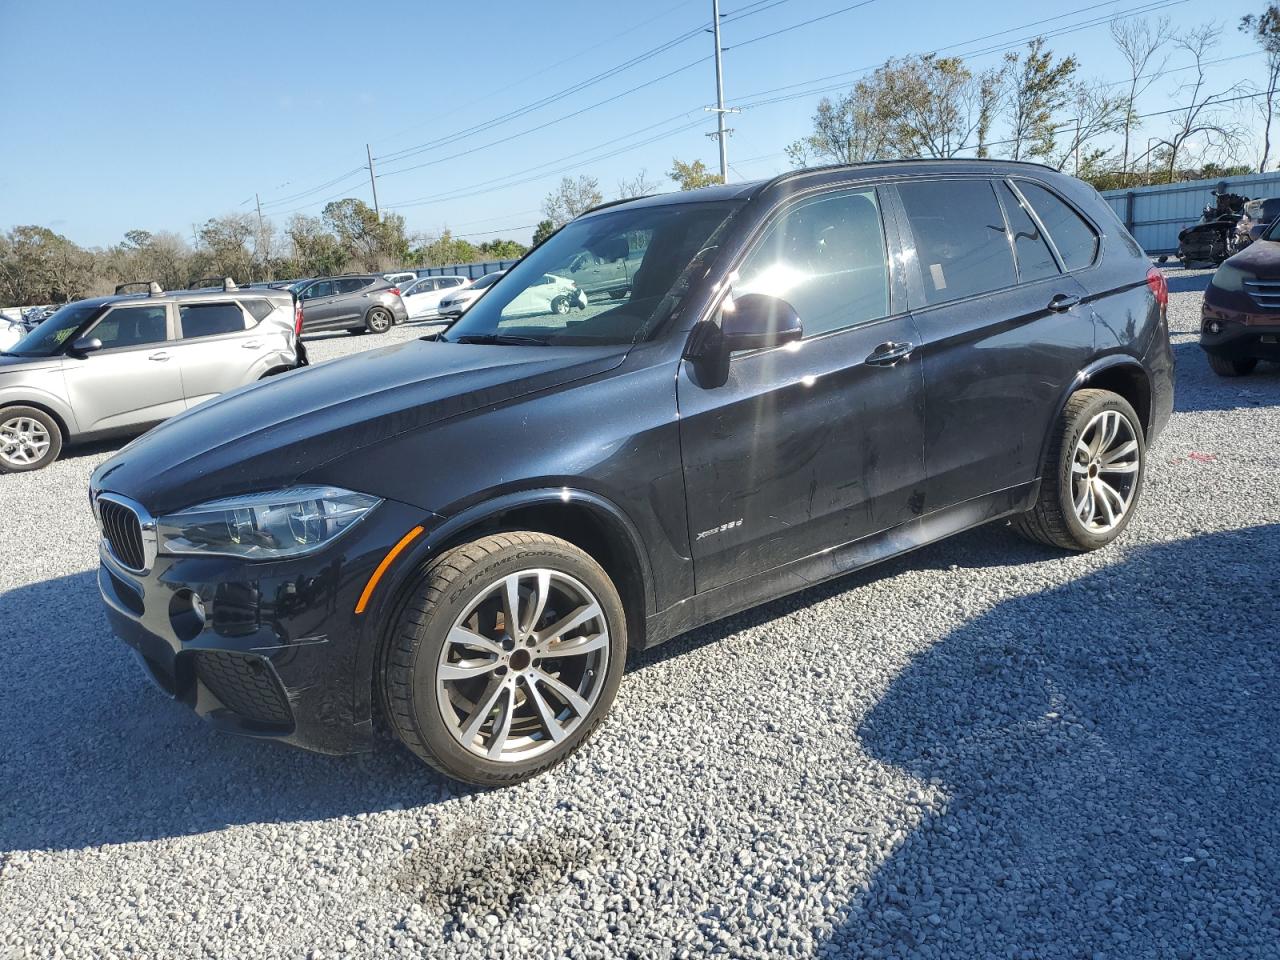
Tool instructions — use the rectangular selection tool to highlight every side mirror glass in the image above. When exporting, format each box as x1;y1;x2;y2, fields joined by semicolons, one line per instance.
720;293;803;353
70;336;103;355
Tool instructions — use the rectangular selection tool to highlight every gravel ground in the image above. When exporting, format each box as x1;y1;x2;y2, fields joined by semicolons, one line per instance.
1;270;1277;959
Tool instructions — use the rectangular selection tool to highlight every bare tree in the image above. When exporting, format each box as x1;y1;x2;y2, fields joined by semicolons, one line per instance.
1004;39;1079;161
1111;16;1173;182
617;169;660;199
785;77;897;166
1158;24;1245;180
1053;82;1127;174
878;55;995;158
543;175;604;225
1241;6;1280;171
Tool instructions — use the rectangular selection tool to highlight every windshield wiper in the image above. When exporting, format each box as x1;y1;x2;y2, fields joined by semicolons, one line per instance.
451;334;551;346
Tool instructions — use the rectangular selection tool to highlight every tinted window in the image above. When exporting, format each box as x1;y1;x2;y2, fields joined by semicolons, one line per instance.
898;179;1016;305
179;302;247;338
304;280;335;299
996;181;1059;282
335;278;369;294
242;299;274;323
443;277;464;287
734;188;889;338
90;305;169;348
1016;181;1099;271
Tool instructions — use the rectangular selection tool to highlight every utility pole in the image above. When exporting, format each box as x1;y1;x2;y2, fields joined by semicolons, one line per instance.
366;143;381;220
705;0;739;183
254;193;267;280
254;193;264;234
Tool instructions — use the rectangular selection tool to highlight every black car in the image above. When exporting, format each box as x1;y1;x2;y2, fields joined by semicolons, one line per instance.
89;160;1174;785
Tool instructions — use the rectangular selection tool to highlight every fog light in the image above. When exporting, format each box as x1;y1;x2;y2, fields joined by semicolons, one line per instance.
1207;320;1223;335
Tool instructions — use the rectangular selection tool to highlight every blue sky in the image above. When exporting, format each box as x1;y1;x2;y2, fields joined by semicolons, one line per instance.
0;0;1266;248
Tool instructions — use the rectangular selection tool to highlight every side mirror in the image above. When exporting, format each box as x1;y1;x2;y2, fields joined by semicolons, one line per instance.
720;293;803;353
70;336;103;356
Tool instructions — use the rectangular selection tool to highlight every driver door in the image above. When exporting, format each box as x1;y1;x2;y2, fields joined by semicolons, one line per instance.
62;303;185;433
677;186;926;591
299;280;339;330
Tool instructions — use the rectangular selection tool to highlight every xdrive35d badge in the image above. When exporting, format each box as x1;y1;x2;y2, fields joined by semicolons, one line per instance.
91;159;1173;785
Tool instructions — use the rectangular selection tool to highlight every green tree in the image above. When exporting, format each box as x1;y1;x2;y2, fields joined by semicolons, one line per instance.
413;231;481;267
0;226;94;305
321;198;410;271
198;213;255;281
286;214;346;277
1004;38;1079;161
477;238;528;260
542;175;604;226
667;158;723;190
785;78;896;166
532;220;556;246
1241;5;1280;171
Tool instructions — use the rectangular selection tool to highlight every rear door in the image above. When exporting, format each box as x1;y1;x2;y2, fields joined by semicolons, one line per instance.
891;177;1096;512
62;303;185;433
677;185;926;591
170;299;257;407
334;277;374;323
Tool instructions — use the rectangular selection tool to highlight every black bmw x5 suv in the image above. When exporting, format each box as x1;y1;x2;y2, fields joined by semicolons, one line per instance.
90;160;1174;785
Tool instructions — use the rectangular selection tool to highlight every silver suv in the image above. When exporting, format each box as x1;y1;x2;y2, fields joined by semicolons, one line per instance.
0;279;302;472
291;275;409;335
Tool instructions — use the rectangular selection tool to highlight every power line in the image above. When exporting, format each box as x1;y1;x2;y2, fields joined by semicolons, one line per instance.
723;0;878;51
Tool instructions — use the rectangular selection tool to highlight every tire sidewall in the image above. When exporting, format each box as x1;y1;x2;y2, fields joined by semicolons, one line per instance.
398;539;627;784
0;405;63;473
1053;393;1146;549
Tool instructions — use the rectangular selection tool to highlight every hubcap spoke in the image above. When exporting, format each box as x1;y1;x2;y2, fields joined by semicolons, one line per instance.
524;570;551;636
459;675;510;746
531;668;591;716
448;625;503;657
535;601;602;646
486;684;516;759
542;630;609;657
525;677;568;743
438;658;499;681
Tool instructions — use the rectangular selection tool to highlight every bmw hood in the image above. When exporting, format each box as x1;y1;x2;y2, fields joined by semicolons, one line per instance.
91;338;628;514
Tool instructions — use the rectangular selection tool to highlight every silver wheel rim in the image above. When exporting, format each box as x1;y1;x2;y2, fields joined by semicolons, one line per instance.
436;568;609;762
552;298;569;315
0;416;51;467
1071;409;1140;533
371;311;390;331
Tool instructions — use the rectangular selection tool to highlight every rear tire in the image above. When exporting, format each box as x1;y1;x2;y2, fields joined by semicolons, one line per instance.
0;405;63;473
1207;354;1257;377
1013;389;1145;552
366;307;393;334
378;532;627;786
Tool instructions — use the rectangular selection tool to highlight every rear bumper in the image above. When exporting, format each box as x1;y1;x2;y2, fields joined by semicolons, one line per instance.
95;498;435;755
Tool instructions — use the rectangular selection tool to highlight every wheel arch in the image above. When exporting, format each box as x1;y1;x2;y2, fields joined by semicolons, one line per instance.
1040;355;1152;467
0;395;75;442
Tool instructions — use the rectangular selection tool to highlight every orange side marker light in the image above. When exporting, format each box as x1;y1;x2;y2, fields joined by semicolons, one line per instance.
355;525;424;614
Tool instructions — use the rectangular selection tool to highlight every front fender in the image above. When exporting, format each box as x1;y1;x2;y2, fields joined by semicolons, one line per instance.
0;384;80;436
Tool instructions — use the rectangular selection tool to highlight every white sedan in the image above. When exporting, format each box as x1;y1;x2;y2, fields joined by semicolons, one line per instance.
400;275;469;321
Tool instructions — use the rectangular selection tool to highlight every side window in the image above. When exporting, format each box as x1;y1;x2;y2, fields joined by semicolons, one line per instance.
897;179;1017;305
335;278;368;294
242;299;274;323
995;181;1059;283
1016;181;1100;271
304;280;334;300
88;305;169;349
734;188;890;338
179;302;249;338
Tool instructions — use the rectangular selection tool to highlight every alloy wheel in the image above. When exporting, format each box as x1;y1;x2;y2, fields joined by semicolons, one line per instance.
1071;409;1140;533
0;416;51;467
436;568;610;762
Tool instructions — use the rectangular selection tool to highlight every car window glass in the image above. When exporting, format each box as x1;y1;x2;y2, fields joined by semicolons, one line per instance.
898;179;1017;305
996;181;1059;283
444;277;463;287
335;278;367;294
734;188;890;338
179;302;249;338
89;305;169;349
305;281;334;299
1016;181;1099;271
242;299;274;323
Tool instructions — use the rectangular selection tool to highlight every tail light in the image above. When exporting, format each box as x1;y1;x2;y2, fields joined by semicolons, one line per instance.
294;298;304;335
389;287;401;297
1146;266;1168;310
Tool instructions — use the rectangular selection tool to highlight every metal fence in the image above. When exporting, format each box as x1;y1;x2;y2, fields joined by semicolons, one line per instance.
1101;171;1280;255
407;259;521;281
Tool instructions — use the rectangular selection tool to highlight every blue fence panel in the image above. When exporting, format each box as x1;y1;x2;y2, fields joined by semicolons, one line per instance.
407;259;520;280
1101;172;1280;255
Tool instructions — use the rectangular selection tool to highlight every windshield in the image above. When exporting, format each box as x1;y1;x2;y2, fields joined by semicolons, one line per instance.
7;302;102;356
442;200;740;345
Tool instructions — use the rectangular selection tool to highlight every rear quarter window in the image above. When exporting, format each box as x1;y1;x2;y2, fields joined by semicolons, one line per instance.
241;299;275;323
1016;181;1100;271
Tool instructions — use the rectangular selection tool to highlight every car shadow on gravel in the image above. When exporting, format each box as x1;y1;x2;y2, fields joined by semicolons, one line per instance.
824;525;1280;958
0;571;457;854
1170;341;1280;413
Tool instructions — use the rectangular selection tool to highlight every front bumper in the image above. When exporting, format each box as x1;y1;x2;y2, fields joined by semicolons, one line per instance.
1200;300;1280;361
95;497;434;755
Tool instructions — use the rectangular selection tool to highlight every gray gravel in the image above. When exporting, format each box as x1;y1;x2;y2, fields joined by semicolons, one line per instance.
2;270;1278;958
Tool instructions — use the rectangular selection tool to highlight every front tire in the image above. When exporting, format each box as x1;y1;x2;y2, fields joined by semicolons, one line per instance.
1207;354;1257;377
0;405;62;473
366;307;393;334
1013;389;1145;552
550;295;571;316
379;532;627;786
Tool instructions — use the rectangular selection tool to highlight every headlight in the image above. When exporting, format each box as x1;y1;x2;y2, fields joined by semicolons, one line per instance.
1211;263;1251;292
157;486;381;560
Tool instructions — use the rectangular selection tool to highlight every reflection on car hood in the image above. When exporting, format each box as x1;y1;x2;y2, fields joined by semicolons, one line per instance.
91;338;628;514
1226;239;1280;274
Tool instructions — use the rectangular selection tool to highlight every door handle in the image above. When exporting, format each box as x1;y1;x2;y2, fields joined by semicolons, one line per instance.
1047;293;1081;312
241;340;261;349
148;351;170;362
864;341;914;366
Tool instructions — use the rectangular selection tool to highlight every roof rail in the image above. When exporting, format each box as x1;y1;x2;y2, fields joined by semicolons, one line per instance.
189;276;240;291
114;280;164;297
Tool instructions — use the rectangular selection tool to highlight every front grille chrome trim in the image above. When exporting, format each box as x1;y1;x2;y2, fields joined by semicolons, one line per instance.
1243;279;1280;310
94;492;159;575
